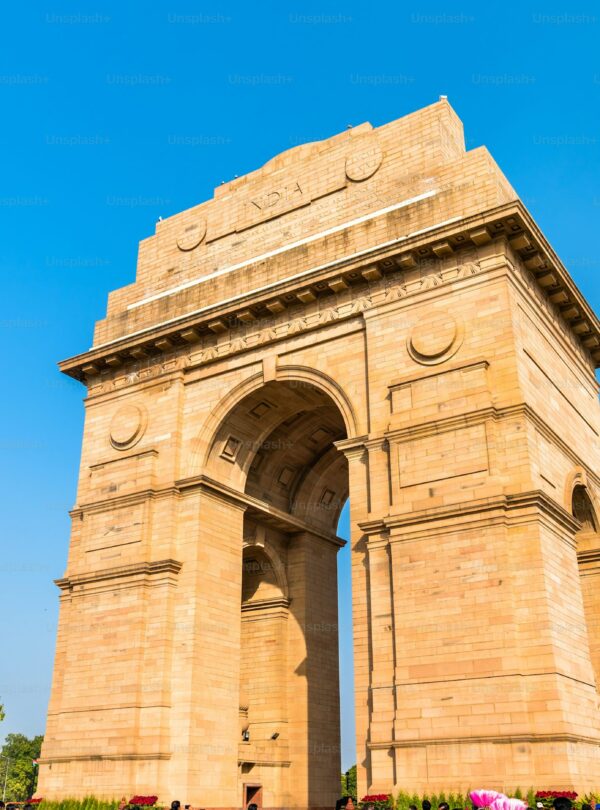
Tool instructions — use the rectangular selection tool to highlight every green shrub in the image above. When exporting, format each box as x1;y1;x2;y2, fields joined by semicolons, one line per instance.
38;798;120;810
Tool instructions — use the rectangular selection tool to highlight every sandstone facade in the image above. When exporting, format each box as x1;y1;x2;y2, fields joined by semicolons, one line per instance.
38;100;600;807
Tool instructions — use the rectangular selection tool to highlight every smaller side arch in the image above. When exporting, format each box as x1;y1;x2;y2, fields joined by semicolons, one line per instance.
242;534;289;602
565;466;600;526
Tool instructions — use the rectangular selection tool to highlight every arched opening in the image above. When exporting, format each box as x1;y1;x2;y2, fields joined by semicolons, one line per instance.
572;484;600;691
239;543;289;803
206;379;350;529
573;485;598;539
207;379;352;810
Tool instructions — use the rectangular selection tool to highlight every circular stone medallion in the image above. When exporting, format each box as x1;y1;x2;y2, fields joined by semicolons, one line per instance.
110;403;147;450
407;312;463;365
345;142;383;181
176;219;207;251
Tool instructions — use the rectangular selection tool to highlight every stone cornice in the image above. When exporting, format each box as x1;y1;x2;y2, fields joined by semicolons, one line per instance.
241;597;291;613
237;755;291;767
55;558;182;590
176;473;346;547
386;404;498;443
37;752;172;764
358;490;580;537
71;485;180;515
333;434;369;459
577;548;600;565
368;731;600;749
58;200;600;384
87;448;158;471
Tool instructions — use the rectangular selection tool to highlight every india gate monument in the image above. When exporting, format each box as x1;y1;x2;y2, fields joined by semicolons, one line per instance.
39;100;600;806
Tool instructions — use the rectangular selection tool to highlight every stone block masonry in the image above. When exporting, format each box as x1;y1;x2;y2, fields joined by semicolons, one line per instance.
39;99;600;807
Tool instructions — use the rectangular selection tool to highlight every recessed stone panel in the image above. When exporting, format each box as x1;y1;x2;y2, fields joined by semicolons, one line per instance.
389;361;489;418
221;435;242;462
277;466;296;488
320;488;335;506
249;400;273;418
249;451;265;475
398;423;488;488
83;502;147;568
88;449;157;500
310;427;332;444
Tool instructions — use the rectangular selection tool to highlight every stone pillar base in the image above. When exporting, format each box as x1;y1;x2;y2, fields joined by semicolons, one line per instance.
373;735;600;792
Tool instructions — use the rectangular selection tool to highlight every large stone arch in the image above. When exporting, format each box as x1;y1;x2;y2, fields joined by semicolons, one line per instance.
186;363;360;486
275;363;360;437
197;375;351;807
198;371;354;534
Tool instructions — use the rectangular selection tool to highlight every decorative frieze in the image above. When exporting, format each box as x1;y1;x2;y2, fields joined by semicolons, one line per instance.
85;258;484;397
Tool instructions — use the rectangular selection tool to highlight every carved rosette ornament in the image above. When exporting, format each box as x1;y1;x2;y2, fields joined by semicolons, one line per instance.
345;139;383;181
109;403;147;450
176;219;207;251
407;310;463;365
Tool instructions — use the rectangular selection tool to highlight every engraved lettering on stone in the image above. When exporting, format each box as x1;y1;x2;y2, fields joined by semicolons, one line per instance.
176;219;207;251
345;142;383;182
246;182;303;214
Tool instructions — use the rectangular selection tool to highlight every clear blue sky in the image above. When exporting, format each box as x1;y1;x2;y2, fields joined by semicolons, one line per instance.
1;0;599;776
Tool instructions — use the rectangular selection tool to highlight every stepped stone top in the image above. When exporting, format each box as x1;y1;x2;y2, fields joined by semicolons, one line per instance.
59;99;600;379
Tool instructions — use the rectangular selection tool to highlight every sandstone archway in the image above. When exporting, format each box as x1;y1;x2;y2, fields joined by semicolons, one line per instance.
207;379;350;808
40;101;600;805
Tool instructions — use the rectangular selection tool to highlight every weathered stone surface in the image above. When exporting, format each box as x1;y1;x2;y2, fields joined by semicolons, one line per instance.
39;100;600;807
